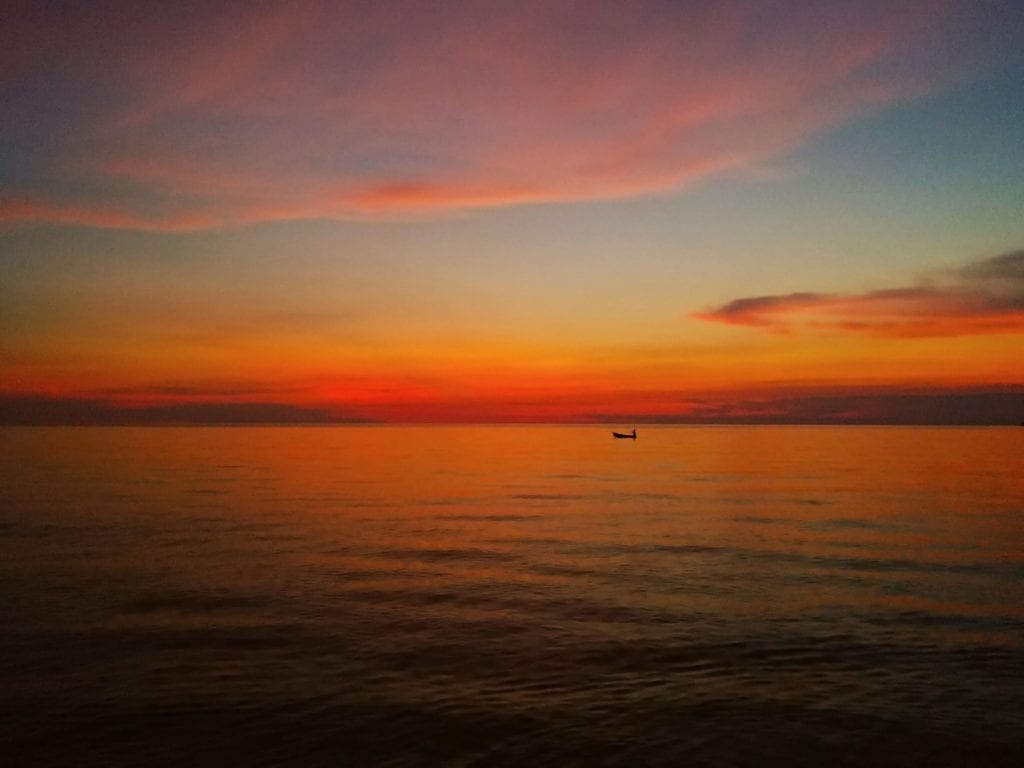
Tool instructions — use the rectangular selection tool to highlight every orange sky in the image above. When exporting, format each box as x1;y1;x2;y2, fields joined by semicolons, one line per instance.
2;1;1023;423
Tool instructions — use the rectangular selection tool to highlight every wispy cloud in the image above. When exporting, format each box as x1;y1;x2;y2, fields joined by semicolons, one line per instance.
2;0;1008;231
694;251;1024;338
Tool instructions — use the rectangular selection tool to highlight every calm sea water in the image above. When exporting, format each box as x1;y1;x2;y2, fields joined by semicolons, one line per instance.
1;425;1022;767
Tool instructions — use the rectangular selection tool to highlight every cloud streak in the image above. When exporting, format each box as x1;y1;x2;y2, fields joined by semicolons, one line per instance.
2;0;1009;231
695;251;1024;338
0;395;376;425
0;198;220;233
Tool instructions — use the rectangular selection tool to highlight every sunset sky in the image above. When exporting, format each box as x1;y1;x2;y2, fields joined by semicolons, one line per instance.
2;0;1023;424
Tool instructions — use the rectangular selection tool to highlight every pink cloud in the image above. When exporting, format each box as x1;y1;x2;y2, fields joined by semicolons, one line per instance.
3;0;1006;230
694;251;1024;338
0;199;220;233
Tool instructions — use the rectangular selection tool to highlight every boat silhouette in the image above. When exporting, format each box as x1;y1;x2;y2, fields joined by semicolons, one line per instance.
612;429;637;439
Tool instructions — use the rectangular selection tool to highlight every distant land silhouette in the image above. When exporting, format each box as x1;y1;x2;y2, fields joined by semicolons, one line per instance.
589;391;1024;427
0;392;1021;426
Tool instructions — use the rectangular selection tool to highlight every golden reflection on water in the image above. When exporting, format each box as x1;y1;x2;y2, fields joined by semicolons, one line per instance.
4;425;1022;619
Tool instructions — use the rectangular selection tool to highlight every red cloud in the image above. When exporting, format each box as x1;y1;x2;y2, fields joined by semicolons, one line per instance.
694;251;1024;338
3;0;1009;230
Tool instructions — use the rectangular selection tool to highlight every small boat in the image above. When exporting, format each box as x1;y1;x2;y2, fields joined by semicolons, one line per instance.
612;429;637;439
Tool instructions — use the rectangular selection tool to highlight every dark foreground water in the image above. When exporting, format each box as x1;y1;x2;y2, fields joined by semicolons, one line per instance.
1;425;1022;767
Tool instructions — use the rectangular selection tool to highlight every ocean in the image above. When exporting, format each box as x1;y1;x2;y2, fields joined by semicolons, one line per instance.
1;425;1022;766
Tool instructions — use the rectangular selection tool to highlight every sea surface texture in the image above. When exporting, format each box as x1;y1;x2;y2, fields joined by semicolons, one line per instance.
1;426;1022;766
